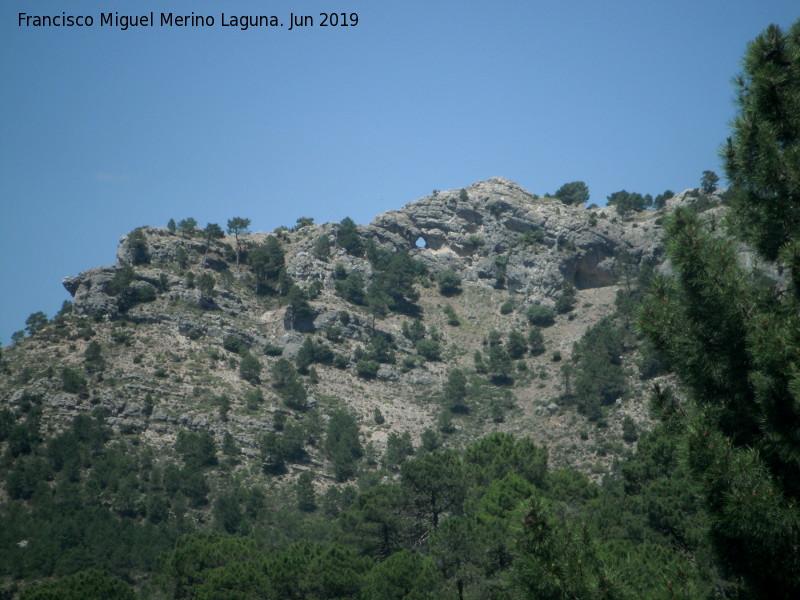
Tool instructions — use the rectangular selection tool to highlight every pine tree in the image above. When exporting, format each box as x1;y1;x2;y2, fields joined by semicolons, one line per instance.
444;368;468;413
554;180;590;206
226;217;251;265
201;222;224;267
639;20;800;597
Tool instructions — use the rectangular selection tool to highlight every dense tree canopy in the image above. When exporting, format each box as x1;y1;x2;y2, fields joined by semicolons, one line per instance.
639;19;800;598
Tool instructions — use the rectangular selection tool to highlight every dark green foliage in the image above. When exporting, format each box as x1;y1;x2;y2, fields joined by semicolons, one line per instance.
639;207;800;596
296;471;317;512
366;332;395;364
414;338;441;362
20;568;136;600
107;266;156;311
307;278;323;299
333;263;348;280
109;266;136;297
83;341;105;374
132;283;156;304
312;234;331;260
473;349;487;374
444;369;468;413
222;334;246;354
177;217;197;237
334;270;366;305
402;318;426;343
337;217;363;256
401;450;466;531
340;484;411;560
437;269;462;296
285;282;314;325
294;216;314;230
159;532;263;598
383;431;414;471
428;516;483;599
295;337;315;374
464;433;548;489
571;317;627;421
167;218;177;233
356;359;379;379
527;304;555;327
555;280;577;314
197;272;215;298
621;416;638;443
264;343;283;356
653;190;674;210
527;327;546;355
175;247;189;269
332;353;348;369
544;469;599;506
723;25;800;263
633;25;800;593
486;342;513;384
248;235;284;293
244;388;263;411
126;228;149;265
325;409;362;482
507;330;527;359
361;549;440;599
466;235;484;250
365;246;426;316
607;189;649;215
700;170;719;194
226;217;250;265
555;181;590;206
442;304;460;326
271;358;308;409
487;201;508;217
175;429;217;470
200;222;224;267
238;352;262;383
61;366;87;395
513;497;632;599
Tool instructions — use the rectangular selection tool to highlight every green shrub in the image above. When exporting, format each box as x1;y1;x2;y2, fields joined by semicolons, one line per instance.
333;353;349;369
415;338;442;361
527;305;556;327
356;359;379;379
437;269;462;296
467;235;484;249
442;304;460;326
264;343;283;356
223;334;246;354
61;367;87;395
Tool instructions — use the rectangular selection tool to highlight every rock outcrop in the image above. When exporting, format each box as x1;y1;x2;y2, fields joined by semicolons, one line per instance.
363;177;665;298
64;178;669;320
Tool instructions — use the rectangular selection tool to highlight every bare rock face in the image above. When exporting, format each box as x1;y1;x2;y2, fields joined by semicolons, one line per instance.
363;177;665;299
62;266;120;317
116;227;209;268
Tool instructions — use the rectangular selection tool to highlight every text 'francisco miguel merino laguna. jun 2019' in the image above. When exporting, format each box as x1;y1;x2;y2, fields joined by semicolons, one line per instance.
18;11;360;31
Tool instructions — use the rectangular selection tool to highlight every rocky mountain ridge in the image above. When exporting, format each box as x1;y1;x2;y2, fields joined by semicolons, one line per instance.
3;178;718;479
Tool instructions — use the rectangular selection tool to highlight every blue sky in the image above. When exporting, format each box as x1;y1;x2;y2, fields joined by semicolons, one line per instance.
1;0;798;344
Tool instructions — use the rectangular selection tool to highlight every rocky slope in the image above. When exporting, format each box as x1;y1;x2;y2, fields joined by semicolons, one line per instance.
2;178;716;481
